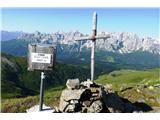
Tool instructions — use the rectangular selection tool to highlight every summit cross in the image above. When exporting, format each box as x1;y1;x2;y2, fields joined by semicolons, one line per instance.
68;12;110;81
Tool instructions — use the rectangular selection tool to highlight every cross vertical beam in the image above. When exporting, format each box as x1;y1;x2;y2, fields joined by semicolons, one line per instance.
91;40;95;81
72;12;110;82
91;12;97;81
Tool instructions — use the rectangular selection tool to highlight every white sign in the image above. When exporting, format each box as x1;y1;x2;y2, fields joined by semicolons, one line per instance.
31;53;51;64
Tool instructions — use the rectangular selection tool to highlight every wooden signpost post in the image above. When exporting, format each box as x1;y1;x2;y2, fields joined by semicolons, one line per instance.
28;44;56;111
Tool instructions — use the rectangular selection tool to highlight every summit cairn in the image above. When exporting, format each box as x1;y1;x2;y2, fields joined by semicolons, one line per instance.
58;79;140;113
59;79;104;113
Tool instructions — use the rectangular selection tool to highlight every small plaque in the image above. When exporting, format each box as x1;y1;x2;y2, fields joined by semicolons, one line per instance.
31;53;51;64
28;44;56;71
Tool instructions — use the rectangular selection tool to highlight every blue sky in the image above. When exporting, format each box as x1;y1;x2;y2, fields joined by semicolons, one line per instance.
1;8;159;39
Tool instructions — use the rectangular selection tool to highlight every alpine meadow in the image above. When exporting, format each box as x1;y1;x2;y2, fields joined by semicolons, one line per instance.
1;8;160;113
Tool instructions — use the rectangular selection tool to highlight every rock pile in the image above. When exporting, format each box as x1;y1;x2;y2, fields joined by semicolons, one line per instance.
58;79;141;113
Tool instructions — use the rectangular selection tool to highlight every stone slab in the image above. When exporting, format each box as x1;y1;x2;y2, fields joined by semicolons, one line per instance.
26;104;55;113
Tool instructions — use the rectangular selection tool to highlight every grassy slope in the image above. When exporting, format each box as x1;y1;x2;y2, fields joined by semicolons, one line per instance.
96;69;160;107
1;53;40;98
1;51;160;112
1;52;91;99
2;69;160;112
1;53;90;112
1;86;64;113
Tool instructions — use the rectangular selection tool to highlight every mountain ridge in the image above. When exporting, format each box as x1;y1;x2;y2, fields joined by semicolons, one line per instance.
2;30;160;54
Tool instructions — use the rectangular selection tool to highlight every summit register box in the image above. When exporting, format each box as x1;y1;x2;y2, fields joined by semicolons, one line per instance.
28;44;56;71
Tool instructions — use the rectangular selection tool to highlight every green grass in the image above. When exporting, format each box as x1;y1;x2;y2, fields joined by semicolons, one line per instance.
1;68;160;112
44;86;65;108
1;86;64;113
95;68;160;107
96;69;160;90
1;96;38;113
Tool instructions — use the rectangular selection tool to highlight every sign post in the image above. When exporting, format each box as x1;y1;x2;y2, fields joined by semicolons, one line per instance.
39;72;45;111
28;44;56;111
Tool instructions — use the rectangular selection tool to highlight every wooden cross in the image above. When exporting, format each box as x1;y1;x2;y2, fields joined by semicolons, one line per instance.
71;12;110;81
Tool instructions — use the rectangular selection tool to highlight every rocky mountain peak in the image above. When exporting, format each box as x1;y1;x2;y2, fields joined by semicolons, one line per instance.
16;31;160;54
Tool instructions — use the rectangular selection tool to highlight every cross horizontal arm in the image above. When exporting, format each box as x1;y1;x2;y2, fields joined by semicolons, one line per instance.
74;36;93;41
74;34;110;41
62;36;92;42
95;35;110;40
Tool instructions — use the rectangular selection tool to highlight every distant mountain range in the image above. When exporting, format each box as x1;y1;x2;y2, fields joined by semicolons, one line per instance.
1;30;160;69
1;30;160;54
18;31;160;54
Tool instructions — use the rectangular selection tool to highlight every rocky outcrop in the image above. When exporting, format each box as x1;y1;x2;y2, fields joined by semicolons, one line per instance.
1;57;17;71
58;79;145;113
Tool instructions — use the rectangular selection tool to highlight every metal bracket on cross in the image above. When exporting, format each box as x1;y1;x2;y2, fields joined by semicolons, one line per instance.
66;12;110;82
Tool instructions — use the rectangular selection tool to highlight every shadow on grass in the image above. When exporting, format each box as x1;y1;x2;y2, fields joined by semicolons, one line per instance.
133;102;153;112
120;97;153;112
